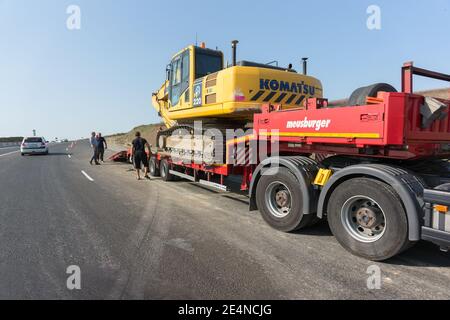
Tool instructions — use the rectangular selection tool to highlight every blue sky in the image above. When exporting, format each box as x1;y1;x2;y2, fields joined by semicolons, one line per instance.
0;0;449;140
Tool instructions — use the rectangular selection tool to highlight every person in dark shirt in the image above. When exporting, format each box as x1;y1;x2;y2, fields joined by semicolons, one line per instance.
96;133;107;162
132;131;151;180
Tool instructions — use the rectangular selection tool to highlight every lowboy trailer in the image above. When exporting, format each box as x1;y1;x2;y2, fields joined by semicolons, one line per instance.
144;62;450;261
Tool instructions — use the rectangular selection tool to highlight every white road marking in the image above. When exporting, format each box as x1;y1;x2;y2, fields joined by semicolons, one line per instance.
0;146;20;150
81;170;94;182
0;150;19;157
68;154;72;159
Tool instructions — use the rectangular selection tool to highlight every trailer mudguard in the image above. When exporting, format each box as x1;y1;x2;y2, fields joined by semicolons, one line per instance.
317;164;426;241
249;156;320;215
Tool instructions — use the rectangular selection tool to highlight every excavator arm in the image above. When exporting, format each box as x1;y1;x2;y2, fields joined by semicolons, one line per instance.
152;81;177;129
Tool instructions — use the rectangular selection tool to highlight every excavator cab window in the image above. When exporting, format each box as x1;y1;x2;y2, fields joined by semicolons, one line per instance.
195;48;223;79
180;51;190;99
169;51;190;107
169;55;182;106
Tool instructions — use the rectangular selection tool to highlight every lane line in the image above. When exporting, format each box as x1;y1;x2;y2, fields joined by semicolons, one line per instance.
81;170;94;182
0;146;20;150
0;150;19;157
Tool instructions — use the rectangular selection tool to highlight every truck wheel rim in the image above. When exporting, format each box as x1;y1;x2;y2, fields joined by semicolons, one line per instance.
340;195;386;243
265;181;292;218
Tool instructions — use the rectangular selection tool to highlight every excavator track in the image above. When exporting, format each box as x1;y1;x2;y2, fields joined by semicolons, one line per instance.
156;122;250;164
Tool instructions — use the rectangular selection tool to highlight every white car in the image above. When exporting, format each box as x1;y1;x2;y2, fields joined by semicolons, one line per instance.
21;137;49;155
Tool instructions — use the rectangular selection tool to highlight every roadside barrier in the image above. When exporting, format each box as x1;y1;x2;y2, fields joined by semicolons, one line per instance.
0;142;21;148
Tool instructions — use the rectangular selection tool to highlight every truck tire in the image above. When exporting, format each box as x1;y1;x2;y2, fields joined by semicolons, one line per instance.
327;177;411;261
348;83;397;106
256;167;315;232
347;86;366;106
160;158;174;181
149;157;160;177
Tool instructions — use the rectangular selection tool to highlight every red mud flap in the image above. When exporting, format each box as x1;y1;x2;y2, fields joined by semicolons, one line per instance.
109;150;128;162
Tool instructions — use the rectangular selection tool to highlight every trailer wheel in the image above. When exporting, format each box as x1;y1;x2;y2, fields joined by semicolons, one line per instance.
160;158;174;181
256;167;314;232
149;156;160;177
327;178;410;261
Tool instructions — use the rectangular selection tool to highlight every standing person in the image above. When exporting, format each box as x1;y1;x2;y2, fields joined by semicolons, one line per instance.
97;133;107;162
131;131;151;180
89;132;100;165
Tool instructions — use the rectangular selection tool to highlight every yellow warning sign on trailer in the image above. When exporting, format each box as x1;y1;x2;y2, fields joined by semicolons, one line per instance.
314;169;333;186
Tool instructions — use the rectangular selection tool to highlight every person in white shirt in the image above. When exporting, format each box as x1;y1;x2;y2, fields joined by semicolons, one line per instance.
89;132;100;165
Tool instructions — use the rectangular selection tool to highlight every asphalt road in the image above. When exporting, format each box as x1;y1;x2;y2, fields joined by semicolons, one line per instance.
0;141;450;299
0;146;20;157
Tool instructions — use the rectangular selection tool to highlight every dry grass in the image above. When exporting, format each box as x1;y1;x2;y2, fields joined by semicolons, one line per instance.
106;123;164;149
416;88;450;100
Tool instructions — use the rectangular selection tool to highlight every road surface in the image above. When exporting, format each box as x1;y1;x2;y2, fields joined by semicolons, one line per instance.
0;141;449;299
0;146;20;157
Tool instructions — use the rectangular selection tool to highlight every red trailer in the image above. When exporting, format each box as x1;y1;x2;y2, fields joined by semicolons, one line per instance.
144;62;450;261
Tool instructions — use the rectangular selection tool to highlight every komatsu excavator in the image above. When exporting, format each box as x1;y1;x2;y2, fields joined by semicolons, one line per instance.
152;41;323;163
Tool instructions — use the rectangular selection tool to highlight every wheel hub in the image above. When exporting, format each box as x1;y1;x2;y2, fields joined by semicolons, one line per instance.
355;206;382;228
341;196;387;243
265;182;292;218
275;190;290;208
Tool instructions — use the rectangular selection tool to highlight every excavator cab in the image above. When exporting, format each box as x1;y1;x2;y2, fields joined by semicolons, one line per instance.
152;41;323;129
167;46;224;109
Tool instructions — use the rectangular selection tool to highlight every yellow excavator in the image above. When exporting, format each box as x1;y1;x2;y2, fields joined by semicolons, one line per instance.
152;41;323;162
